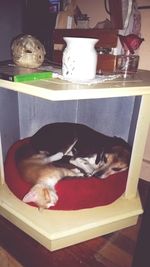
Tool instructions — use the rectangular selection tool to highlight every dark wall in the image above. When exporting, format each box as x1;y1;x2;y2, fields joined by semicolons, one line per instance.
23;0;57;59
0;0;23;60
0;0;22;157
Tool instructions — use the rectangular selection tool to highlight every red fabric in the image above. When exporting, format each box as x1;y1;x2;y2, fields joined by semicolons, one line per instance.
4;138;128;210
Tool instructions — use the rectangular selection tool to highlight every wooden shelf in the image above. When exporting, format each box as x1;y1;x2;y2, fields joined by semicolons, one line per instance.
0;184;142;251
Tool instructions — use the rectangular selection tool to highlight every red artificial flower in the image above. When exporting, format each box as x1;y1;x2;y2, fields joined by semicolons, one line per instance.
118;34;144;54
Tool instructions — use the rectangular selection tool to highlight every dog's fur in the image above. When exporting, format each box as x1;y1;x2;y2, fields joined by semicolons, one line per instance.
31;122;131;176
15;122;131;209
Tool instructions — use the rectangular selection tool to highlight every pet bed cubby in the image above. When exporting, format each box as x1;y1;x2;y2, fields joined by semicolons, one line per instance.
0;70;150;251
4;137;128;211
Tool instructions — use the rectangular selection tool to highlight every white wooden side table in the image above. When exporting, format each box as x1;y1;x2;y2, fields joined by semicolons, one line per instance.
0;70;149;251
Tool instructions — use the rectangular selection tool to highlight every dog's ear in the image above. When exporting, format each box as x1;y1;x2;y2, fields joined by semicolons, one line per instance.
95;150;106;164
111;145;131;164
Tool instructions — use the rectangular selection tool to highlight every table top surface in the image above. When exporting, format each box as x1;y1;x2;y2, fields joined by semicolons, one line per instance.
0;70;150;101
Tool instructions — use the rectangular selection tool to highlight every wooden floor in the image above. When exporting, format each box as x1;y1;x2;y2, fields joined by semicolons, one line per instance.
0;180;148;267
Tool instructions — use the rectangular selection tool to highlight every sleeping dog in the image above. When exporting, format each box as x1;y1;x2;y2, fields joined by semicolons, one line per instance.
15;122;131;209
31;122;131;178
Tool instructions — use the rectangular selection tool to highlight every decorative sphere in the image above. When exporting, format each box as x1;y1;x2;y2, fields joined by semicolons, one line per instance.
11;34;46;68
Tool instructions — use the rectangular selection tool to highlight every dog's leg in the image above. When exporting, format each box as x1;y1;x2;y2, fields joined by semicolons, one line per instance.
64;138;78;156
43;152;64;164
40;139;78;164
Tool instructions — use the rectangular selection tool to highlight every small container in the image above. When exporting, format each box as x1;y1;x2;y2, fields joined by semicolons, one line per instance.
77;19;89;29
116;55;139;78
62;37;98;82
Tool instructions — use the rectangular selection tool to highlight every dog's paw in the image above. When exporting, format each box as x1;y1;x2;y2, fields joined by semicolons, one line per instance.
72;168;84;176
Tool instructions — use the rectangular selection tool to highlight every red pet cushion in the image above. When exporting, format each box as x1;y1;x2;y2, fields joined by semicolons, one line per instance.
4;138;128;210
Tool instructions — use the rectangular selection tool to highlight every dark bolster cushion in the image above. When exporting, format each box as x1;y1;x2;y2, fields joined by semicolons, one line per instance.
4;138;128;210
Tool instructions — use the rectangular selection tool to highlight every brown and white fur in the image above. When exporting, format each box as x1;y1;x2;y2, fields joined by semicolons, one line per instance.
16;122;131;209
31;122;131;177
70;145;130;179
